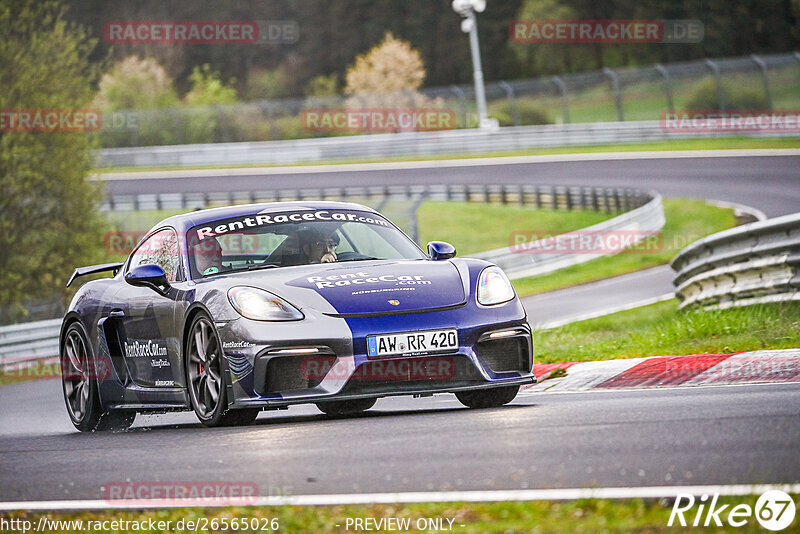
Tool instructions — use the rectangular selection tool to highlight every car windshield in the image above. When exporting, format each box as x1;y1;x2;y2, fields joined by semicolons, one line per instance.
186;208;426;279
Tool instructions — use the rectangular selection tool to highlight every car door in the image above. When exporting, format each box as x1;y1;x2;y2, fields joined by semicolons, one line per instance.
114;228;183;388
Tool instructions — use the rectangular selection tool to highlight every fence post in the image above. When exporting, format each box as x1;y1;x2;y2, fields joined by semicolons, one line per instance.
655;64;674;113
168;108;183;145
704;59;725;110
603;68;624;122
498;81;519;126
214;105;231;143
450;86;469;128
550;76;570;124
751;55;773;110
129;111;140;147
408;192;428;245
259;101;278;141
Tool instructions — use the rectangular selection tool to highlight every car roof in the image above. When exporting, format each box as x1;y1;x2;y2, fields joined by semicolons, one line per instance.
154;200;379;234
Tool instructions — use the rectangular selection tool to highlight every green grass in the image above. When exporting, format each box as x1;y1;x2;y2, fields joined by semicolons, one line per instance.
99;137;799;173
417;202;613;256
511;199;738;296
538;71;800;124
536;300;800;364
2;494;788;533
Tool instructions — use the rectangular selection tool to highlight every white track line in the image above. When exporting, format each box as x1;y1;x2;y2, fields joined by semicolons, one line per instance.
2;484;798;511
94;149;800;181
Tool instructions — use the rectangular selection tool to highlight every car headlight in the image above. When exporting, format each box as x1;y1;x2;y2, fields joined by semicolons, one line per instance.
477;266;515;306
228;287;304;321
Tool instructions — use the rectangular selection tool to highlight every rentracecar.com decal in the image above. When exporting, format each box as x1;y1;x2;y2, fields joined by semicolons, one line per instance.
306;271;431;289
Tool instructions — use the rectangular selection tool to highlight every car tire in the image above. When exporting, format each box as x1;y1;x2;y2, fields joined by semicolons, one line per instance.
316;398;376;417
185;313;260;427
61;321;136;432
455;385;519;409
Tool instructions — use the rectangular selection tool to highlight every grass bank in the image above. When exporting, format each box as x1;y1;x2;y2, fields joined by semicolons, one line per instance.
535;300;800;364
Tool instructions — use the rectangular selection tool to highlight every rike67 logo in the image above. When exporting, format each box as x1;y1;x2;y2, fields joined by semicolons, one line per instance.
669;490;796;531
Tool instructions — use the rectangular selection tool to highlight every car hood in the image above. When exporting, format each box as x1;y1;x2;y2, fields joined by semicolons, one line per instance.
284;259;466;315
203;259;468;316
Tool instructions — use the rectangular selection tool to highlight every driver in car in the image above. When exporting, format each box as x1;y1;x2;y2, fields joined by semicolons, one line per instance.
192;236;225;276
300;228;339;264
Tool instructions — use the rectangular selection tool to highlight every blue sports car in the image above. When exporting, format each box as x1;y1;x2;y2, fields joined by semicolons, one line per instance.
60;201;536;430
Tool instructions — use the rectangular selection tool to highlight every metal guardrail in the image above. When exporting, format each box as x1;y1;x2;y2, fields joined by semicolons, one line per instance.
671;212;800;309
96;120;797;168
476;192;664;279
4;184;662;362
0;319;61;365
101;182;652;213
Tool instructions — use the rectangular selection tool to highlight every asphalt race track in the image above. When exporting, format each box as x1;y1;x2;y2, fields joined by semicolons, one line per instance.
101;152;800;216
1;152;798;504
1;380;798;501
522;265;674;329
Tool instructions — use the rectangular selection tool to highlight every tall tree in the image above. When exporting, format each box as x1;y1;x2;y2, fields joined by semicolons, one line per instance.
0;0;106;320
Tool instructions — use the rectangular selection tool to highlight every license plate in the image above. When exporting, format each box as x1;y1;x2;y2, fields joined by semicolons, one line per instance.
367;329;458;357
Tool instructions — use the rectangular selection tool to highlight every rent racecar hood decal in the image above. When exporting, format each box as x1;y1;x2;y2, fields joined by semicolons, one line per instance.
285;260;466;315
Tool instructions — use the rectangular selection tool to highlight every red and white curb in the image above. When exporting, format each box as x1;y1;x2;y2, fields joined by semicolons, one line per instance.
523;349;800;393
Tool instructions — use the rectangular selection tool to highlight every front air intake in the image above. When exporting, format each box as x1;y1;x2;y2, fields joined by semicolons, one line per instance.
476;337;529;373
263;355;337;394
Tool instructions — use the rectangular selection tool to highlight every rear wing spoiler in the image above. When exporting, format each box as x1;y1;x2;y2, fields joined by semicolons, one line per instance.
66;262;124;287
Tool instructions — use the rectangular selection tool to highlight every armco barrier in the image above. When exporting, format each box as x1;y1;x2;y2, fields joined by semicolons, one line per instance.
96;120;797;168
475;192;663;279
0;319;61;366
671;212;800;309
101;183;653;213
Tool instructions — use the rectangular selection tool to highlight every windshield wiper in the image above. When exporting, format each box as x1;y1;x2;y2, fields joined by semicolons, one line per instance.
339;256;380;262
246;263;280;271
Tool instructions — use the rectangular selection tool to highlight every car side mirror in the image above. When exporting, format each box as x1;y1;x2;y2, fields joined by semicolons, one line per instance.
125;264;171;295
427;241;456;261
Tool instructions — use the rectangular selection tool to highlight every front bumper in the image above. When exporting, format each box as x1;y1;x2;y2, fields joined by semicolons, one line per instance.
217;301;536;409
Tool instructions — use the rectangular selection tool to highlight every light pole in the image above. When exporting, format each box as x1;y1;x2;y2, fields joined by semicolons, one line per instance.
451;0;497;129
